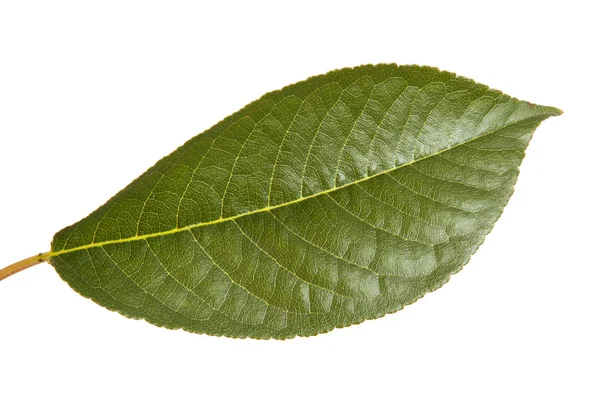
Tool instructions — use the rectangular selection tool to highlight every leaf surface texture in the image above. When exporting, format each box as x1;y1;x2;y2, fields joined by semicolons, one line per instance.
49;65;561;338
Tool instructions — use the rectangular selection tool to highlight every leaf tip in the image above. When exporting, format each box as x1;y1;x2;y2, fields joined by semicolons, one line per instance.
547;106;563;116
531;103;563;117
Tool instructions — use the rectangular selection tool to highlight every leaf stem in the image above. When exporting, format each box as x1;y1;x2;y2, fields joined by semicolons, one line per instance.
0;253;50;281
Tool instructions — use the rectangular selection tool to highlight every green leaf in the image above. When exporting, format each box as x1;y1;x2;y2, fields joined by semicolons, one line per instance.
46;64;561;339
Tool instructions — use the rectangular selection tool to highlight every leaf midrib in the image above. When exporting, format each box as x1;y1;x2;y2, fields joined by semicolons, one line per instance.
48;113;553;259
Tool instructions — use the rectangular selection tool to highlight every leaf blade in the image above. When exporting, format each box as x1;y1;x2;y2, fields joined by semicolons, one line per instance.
48;64;561;338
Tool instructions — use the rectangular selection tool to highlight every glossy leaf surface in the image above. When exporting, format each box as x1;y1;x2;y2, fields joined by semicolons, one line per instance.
49;65;561;338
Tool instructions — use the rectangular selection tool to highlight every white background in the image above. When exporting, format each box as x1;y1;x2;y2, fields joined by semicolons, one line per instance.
0;1;597;399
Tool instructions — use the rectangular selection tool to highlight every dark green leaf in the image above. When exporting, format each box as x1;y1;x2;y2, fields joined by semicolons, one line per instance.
47;64;561;339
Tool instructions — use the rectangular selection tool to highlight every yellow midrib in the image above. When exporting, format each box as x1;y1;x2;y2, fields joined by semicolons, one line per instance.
46;112;553;259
